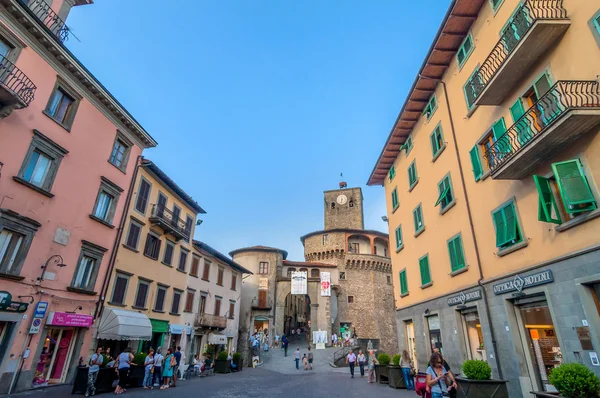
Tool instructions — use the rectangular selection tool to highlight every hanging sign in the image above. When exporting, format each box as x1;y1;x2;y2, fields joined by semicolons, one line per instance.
29;302;49;334
259;278;269;290
0;291;29;313
320;272;331;296
447;289;482;306
291;271;307;295
493;270;553;295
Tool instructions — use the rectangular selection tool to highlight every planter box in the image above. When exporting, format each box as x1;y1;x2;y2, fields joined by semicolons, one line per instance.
232;357;243;372
214;359;231;374
531;392;560;398
375;364;389;384
72;367;118;394
128;365;145;387
456;377;509;398
387;366;406;389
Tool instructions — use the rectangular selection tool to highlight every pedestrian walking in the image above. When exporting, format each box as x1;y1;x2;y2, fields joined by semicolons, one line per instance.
433;348;457;398
357;350;366;377
171;346;181;387
115;347;133;395
152;348;163;387
160;348;176;390
282;335;289;357
275;333;280;348
307;347;313;370
367;350;377;383
294;348;301;369
85;346;103;397
346;350;357;378
302;353;308;370
143;349;154;389
426;352;456;398
401;349;415;391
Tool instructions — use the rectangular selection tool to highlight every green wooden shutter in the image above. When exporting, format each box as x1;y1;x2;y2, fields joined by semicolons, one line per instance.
453;236;465;270
400;270;408;295
504;203;518;243
533;175;562;224
413;208;418;231
391;189;398;209
430;132;437;157
493;209;507;247
469;146;483;181
395;226;402;249
389;165;395;181
492;118;507;140
552;160;597;213
594;13;600;34
534;73;552;98
448;239;458;270
435;186;450;207
510;99;533;145
419;256;431;285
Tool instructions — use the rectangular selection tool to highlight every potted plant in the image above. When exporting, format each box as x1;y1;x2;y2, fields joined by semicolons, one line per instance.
375;353;391;384
388;354;406;389
456;360;508;398
232;352;243;372
128;352;147;386
531;362;600;398
214;350;231;373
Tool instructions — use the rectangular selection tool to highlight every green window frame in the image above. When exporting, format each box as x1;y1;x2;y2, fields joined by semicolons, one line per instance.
408;160;418;190
593;11;600;38
447;234;466;272
405;137;413;154
533;175;562;225
435;174;455;211
399;269;408;296
395;225;403;251
413;204;424;235
419;254;431;286
551;159;597;214
388;165;396;182
492;201;523;249
464;67;482;110
430;124;445;159
423;95;437;120
469;145;483;181
490;0;504;13
456;33;474;68
391;187;399;211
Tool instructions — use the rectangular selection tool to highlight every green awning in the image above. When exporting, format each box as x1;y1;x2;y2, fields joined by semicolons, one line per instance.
150;318;169;333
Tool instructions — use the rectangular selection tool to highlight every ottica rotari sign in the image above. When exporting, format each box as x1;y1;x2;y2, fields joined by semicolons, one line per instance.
493;270;553;295
447;289;482;306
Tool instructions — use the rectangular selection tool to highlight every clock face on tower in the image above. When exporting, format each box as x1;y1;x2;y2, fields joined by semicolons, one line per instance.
336;195;348;205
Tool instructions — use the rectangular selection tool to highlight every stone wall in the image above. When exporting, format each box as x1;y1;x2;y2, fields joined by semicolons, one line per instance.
324;188;364;230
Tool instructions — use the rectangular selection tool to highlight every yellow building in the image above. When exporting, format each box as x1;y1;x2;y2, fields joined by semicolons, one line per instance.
96;159;205;355
368;1;600;396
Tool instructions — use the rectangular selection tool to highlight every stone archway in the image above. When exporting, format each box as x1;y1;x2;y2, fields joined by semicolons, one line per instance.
283;293;311;339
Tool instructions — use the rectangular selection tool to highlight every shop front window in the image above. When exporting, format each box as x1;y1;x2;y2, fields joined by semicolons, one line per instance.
32;328;76;387
427;315;442;354
461;310;485;361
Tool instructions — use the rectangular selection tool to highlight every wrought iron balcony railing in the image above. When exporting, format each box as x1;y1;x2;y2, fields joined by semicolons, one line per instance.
0;54;36;107
149;203;191;241
194;313;227;329
21;0;71;42
483;81;600;175
465;0;567;106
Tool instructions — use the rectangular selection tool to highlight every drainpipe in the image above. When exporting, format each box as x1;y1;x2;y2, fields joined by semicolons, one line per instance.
420;75;503;379
94;155;143;320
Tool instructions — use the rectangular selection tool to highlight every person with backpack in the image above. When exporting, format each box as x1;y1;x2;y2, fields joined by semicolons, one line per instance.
85;347;103;397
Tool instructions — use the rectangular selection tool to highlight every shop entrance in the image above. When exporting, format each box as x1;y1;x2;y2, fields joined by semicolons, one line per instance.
515;298;563;392
427;315;442;354
460;309;485;361
405;320;418;369
32;328;77;387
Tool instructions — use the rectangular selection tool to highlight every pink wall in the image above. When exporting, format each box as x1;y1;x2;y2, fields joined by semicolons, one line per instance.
0;37;143;377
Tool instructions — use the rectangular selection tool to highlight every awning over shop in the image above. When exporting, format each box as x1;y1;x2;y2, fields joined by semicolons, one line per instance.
97;308;152;341
208;333;227;345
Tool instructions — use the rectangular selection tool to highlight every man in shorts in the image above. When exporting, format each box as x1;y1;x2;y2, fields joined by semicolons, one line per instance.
307;346;314;370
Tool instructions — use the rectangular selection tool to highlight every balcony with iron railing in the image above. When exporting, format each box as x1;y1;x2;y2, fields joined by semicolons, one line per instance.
251;297;272;310
20;0;71;42
465;0;569;107
149;203;190;241
0;55;36;111
484;81;600;179
194;313;227;329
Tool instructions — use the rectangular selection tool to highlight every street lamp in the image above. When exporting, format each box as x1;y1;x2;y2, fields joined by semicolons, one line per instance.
381;216;388;223
38;254;66;282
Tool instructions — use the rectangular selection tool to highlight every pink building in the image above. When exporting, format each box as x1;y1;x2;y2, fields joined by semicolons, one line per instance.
0;0;156;392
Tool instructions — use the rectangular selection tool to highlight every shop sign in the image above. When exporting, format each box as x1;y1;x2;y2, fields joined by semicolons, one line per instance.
29;302;49;334
447;289;482;306
47;312;93;327
0;291;29;313
291;271;307;295
169;324;192;335
209;333;227;344
493;270;553;295
259;278;269;290
320;272;331;297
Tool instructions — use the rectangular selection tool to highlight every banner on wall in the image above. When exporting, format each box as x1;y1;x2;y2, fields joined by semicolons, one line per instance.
320;272;331;296
291;271;307;295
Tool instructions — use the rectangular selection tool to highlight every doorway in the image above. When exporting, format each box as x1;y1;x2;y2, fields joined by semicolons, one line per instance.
460;309;485;361
515;298;562;392
405;320;417;369
32;328;77;387
427;315;442;354
283;294;311;340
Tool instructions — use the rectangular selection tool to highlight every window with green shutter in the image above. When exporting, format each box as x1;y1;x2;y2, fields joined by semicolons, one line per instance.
413;204;424;235
395;225;403;251
406;137;413;154
435;174;454;211
399;269;408;295
464;67;482;110
423;95;437;120
391;187;399;211
552;159;597;214
490;0;504;12
419;255;431;286
594;12;600;36
430;124;445;160
456;33;474;68
533;175;561;224
389;165;396;182
469;145;483;181
408;161;418;190
492;201;522;249
447;234;466;272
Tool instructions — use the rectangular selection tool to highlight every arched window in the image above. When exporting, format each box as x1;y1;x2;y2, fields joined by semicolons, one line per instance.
287;267;296;277
299;268;308;273
311;269;320;278
331;202;335;209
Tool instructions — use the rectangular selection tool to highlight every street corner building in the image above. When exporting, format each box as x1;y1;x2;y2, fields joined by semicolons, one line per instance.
230;185;399;363
0;0;158;393
368;0;600;397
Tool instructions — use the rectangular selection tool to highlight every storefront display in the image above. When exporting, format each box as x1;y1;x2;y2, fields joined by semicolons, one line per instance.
427;315;442;353
461;310;485;361
32;328;77;387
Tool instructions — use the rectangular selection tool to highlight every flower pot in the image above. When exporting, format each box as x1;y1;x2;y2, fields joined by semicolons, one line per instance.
375;364;389;384
456;377;509;398
387;366;406;389
214;359;231;373
232;357;243;372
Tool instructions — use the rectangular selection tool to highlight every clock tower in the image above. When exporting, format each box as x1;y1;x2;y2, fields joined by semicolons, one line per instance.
324;186;364;230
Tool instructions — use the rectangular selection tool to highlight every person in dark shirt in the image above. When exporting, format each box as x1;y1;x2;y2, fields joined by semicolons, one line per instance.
172;346;182;387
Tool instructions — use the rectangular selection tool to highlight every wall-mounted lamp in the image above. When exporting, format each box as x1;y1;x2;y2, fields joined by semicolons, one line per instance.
424;308;430;315
67;306;83;314
196;219;203;226
38;255;66;282
381;216;389;223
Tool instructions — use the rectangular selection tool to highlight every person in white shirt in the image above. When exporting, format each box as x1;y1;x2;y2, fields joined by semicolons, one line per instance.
152;348;164;387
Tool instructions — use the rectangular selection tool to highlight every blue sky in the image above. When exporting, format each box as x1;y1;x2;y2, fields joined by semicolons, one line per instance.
66;1;449;261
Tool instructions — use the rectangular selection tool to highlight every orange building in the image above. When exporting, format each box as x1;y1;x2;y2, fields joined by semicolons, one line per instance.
369;1;600;396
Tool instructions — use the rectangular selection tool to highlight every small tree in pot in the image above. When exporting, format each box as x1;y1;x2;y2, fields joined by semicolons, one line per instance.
531;363;600;398
388;354;406;389
232;352;243;372
214;350;231;373
456;360;508;398
376;353;391;384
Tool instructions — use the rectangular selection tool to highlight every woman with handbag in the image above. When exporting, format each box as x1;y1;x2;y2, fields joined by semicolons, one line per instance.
401;349;416;391
143;349;155;389
426;352;456;398
160;348;176;390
